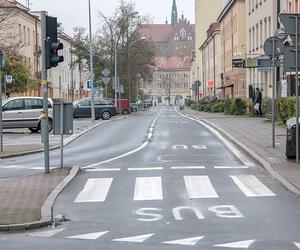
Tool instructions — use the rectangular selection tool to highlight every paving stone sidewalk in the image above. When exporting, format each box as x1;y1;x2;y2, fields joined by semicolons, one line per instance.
0;168;69;225
182;108;300;193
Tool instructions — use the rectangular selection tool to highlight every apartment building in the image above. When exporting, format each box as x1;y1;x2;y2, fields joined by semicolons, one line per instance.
0;0;87;100
199;22;222;99
245;0;279;99
217;0;246;99
190;0;224;99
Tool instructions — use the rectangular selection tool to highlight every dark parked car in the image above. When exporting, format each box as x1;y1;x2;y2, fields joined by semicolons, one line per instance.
73;98;116;120
131;103;138;112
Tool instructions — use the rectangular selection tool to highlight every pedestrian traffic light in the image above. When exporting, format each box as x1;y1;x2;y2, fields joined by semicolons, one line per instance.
45;16;64;69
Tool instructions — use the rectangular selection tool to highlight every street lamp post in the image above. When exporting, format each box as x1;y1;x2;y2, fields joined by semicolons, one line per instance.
114;37;118;111
128;37;146;105
88;0;95;123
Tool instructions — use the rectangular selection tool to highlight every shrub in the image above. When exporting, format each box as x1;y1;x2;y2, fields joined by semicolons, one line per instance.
277;97;296;124
211;101;225;112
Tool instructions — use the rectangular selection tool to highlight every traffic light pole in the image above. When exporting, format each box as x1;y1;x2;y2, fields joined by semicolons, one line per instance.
41;12;50;174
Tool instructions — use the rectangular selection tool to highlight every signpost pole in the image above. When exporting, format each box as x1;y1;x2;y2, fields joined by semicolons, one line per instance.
0;53;3;153
272;38;276;148
59;75;64;169
296;16;299;163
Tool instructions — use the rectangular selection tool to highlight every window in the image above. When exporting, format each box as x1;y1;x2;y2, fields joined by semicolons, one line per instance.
19;24;21;41
175;83;180;88
256;23;259;49
260;21;263;47
25;99;43;109
249;29;252;52
184;83;188;88
4;99;24;111
157;83;162;89
184;73;189;79
23;26;26;44
28;28;30;45
264;18;267;41
180;28;186;40
268;17;271;37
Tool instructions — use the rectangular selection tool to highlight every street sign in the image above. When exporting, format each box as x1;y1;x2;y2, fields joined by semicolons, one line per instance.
102;68;111;77
232;58;244;68
87;80;93;89
244;58;257;68
112;76;119;89
263;36;284;57
102;77;111;86
279;13;300;45
5;75;12;84
116;84;124;93
283;46;300;71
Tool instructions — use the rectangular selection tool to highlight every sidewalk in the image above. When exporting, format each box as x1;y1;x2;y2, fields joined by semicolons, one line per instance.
182;108;300;195
0;117;120;158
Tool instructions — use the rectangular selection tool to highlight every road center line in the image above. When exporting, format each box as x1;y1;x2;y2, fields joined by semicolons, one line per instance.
214;166;249;169
86;168;121;172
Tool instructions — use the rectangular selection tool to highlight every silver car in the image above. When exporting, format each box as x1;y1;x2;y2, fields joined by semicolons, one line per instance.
2;97;53;132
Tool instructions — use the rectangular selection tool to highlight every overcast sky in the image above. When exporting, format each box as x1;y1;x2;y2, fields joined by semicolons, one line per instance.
20;0;195;36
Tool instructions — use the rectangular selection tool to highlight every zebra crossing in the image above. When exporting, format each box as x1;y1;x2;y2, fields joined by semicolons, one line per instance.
73;174;276;203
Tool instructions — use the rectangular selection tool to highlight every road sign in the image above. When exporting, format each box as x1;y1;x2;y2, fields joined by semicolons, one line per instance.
279;13;300;45
87;80;93;89
5;75;12;83
263;36;284;57
244;58;257;68
116;84;124;93
283;46;300;71
102;77;111;86
232;58;244;68
102;68;111;77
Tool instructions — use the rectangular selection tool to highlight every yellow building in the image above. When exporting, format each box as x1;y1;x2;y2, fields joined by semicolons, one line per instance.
217;0;246;99
191;0;225;99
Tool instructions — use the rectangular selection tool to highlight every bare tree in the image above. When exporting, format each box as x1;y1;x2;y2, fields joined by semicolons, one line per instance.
0;6;26;54
162;71;173;106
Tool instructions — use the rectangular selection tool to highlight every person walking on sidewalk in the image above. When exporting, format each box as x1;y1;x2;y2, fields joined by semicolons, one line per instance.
254;88;263;117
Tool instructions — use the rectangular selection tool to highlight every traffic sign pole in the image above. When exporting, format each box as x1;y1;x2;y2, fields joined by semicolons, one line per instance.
272;38;276;148
296;16;299;163
0;49;4;153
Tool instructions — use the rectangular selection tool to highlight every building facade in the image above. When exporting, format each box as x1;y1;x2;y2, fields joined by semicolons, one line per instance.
140;0;195;105
199;22;222;99
245;0;279;99
190;0;225;99
217;0;246;99
0;0;88;100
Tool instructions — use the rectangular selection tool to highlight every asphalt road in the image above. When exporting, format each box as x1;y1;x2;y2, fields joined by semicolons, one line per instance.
1;106;300;249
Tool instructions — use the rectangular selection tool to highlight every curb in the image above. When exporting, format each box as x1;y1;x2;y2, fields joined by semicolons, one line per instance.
0;116;127;159
0;165;81;232
181;111;300;195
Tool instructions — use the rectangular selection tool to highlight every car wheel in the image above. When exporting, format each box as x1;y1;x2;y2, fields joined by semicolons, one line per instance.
48;119;53;132
122;109;129;115
102;111;111;120
28;127;39;133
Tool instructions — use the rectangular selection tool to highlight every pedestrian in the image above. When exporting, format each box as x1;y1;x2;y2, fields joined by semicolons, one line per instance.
254;87;262;117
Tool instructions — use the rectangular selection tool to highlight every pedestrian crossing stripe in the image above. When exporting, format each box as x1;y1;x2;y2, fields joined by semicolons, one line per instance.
73;175;276;203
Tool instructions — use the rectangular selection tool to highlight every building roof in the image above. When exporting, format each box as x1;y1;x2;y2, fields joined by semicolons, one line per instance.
154;56;192;70
217;0;235;22
140;24;174;42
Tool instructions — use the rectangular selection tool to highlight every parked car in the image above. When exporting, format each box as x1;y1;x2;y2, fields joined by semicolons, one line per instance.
2;96;53;132
131;103;138;112
73;98;116;120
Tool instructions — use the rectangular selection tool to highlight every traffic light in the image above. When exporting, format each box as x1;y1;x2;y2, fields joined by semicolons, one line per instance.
45;16;64;69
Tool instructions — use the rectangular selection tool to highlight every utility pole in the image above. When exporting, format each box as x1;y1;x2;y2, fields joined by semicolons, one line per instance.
88;0;95;123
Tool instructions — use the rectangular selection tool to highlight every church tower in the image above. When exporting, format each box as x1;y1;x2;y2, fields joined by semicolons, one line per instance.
171;0;178;25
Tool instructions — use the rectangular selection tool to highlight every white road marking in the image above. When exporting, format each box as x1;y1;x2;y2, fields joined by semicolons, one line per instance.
162;236;204;246
294;242;300;249
81;141;149;169
85;168;121;172
128;167;163;171
214;166;248;169
172;145;188;149
184;176;219;199
230;175;275;197
27;228;65;238
171;166;205;170
214;239;256;248
65;231;109;240
148;133;153;139
149;128;154;132
134;177;163;201
74;178;113;203
112;233;154;243
192;145;207;150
